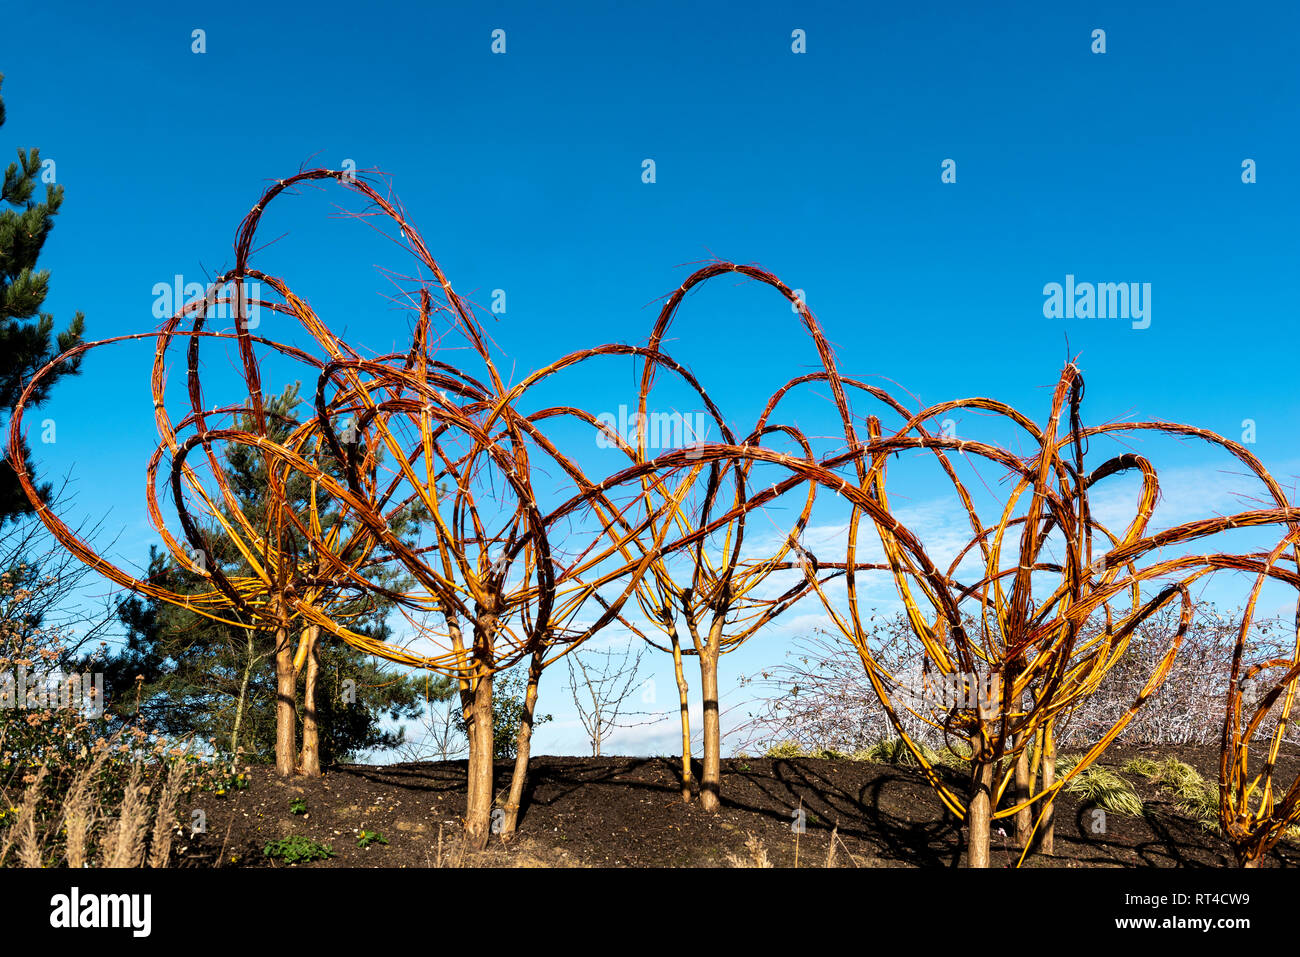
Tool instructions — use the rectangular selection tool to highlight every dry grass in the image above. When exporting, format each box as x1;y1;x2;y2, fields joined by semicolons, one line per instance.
826;824;862;867
7;766;48;868
106;762;151;868
60;749;109;868
725;832;772;868
724;826;859;868
1;756;197;869
147;759;192;868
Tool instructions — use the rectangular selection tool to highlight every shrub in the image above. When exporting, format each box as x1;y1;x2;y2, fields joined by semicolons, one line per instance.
811;747;851;760
1;572;212;867
263;835;334;864
764;741;805;759
1120;756;1160;778
1125;756;1219;831
1058;761;1144;817
865;737;942;767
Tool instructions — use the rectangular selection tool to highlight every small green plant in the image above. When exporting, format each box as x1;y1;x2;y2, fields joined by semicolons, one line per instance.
1120;756;1160;778
289;798;308;815
935;744;971;770
812;747;851;761
1176;786;1220;830
263;835;334;864
209;766;250;798
357;829;388;849
1058;762;1144;816
1125;756;1220;831
764;741;805;759
864;737;942;767
1160;766;1219;831
1154;757;1203;790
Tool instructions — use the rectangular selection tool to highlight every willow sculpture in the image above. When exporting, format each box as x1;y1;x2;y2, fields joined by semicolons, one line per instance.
8;170;677;848
794;364;1300;865
1219;543;1300;866
10;167;1300;865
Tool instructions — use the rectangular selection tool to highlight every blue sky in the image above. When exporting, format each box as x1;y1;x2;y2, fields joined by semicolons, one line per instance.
4;0;1299;756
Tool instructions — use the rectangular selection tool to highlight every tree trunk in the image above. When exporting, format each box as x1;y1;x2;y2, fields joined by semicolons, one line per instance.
966;757;995;868
299;624;321;777
273;613;296;777
1040;725;1056;855
463;664;496;850
1014;738;1032;846
1034;722;1055;852
463;669;494;850
671;633;694;802
230;628;257;761
463;611;497;851
1241;855;1260;868
699;646;721;812
1010;670;1031;847
502;655;542;841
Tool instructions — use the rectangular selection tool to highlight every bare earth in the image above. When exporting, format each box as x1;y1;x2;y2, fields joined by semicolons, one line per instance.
177;743;1300;868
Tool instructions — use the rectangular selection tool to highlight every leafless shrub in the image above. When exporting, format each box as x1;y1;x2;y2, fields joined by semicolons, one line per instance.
736;620;952;755
394;697;468;763
566;641;662;756
1057;603;1296;748
737;607;1297;755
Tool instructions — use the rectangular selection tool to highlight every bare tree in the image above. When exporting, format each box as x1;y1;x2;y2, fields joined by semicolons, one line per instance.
566;642;659;756
736;621;949;755
0;476;120;653
393;694;468;762
739;605;1298;760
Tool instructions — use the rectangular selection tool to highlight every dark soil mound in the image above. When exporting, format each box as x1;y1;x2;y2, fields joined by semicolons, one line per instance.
177;743;1300;868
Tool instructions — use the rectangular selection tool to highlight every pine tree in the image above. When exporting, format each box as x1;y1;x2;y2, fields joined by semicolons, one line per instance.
102;383;453;767
0;73;86;526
